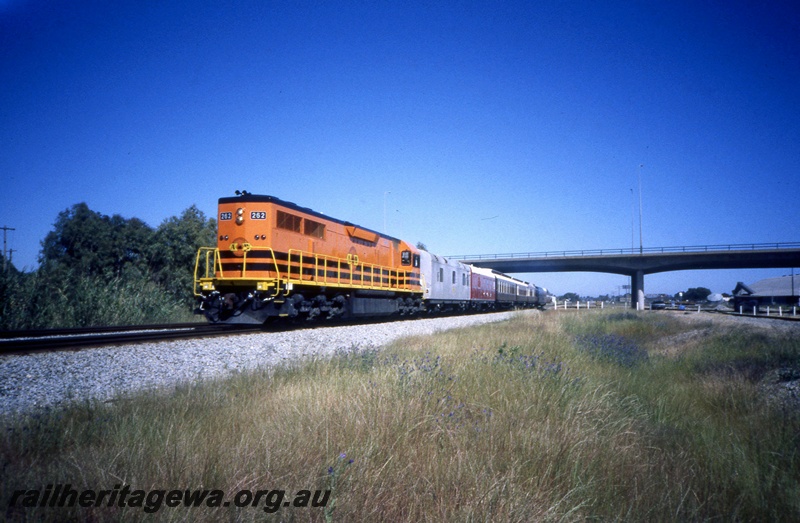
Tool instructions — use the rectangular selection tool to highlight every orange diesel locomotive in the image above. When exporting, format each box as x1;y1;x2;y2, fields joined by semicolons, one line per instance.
194;193;423;323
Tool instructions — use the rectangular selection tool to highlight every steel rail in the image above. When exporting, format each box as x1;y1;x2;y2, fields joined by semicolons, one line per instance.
0;322;214;340
0;323;265;354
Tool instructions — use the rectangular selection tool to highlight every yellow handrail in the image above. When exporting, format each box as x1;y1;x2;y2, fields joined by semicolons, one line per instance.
286;249;411;291
193;247;222;295
194;246;414;293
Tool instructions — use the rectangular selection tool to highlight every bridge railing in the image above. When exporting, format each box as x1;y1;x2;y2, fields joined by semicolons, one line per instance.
448;242;800;261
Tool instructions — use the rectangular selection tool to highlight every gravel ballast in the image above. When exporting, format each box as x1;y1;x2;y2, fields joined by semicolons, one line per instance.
0;312;520;417
4;310;797;418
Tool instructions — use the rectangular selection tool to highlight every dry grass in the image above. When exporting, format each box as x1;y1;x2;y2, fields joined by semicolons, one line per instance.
2;310;799;521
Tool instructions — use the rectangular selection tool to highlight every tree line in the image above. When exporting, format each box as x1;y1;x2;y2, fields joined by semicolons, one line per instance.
0;203;216;330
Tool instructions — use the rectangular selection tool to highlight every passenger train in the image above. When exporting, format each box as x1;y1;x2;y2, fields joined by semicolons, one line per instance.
194;193;550;324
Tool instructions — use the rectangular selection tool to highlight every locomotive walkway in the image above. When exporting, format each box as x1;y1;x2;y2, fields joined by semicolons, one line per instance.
451;242;800;310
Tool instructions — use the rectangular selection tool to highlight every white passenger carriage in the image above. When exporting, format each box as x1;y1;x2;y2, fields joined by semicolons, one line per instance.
419;251;471;311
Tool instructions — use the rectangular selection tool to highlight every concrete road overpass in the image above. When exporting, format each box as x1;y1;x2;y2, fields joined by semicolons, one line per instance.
451;242;800;310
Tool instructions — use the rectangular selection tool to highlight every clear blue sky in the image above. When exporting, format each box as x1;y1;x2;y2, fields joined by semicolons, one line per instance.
1;0;798;297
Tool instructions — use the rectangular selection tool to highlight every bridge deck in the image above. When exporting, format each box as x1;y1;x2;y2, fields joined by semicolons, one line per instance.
449;242;800;309
451;242;800;275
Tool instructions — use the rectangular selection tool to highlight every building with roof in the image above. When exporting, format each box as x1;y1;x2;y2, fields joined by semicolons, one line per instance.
732;274;799;309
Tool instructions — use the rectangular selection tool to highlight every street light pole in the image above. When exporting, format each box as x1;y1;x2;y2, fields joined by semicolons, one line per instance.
630;188;635;252
638;164;643;254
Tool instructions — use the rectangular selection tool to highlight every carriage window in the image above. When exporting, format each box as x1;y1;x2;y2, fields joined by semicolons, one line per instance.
452;271;456;284
304;219;325;239
277;210;301;233
438;268;444;282
401;250;412;266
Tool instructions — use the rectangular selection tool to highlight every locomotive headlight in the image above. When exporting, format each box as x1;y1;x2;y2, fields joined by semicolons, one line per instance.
236;208;244;225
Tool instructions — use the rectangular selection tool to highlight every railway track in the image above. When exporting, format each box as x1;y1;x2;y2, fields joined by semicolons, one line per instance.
0;314;457;354
0;305;539;355
0;322;266;353
7;305;788;354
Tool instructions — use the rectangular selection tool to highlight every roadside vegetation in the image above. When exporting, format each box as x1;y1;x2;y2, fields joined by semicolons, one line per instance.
0;203;215;329
2;310;798;521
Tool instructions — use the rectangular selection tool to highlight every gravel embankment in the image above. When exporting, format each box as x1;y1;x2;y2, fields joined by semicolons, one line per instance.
0;312;520;418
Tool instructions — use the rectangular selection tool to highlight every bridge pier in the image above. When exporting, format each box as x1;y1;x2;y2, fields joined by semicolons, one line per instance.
631;270;645;310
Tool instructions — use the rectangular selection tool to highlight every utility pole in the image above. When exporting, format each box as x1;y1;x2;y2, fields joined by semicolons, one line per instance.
1;225;15;271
